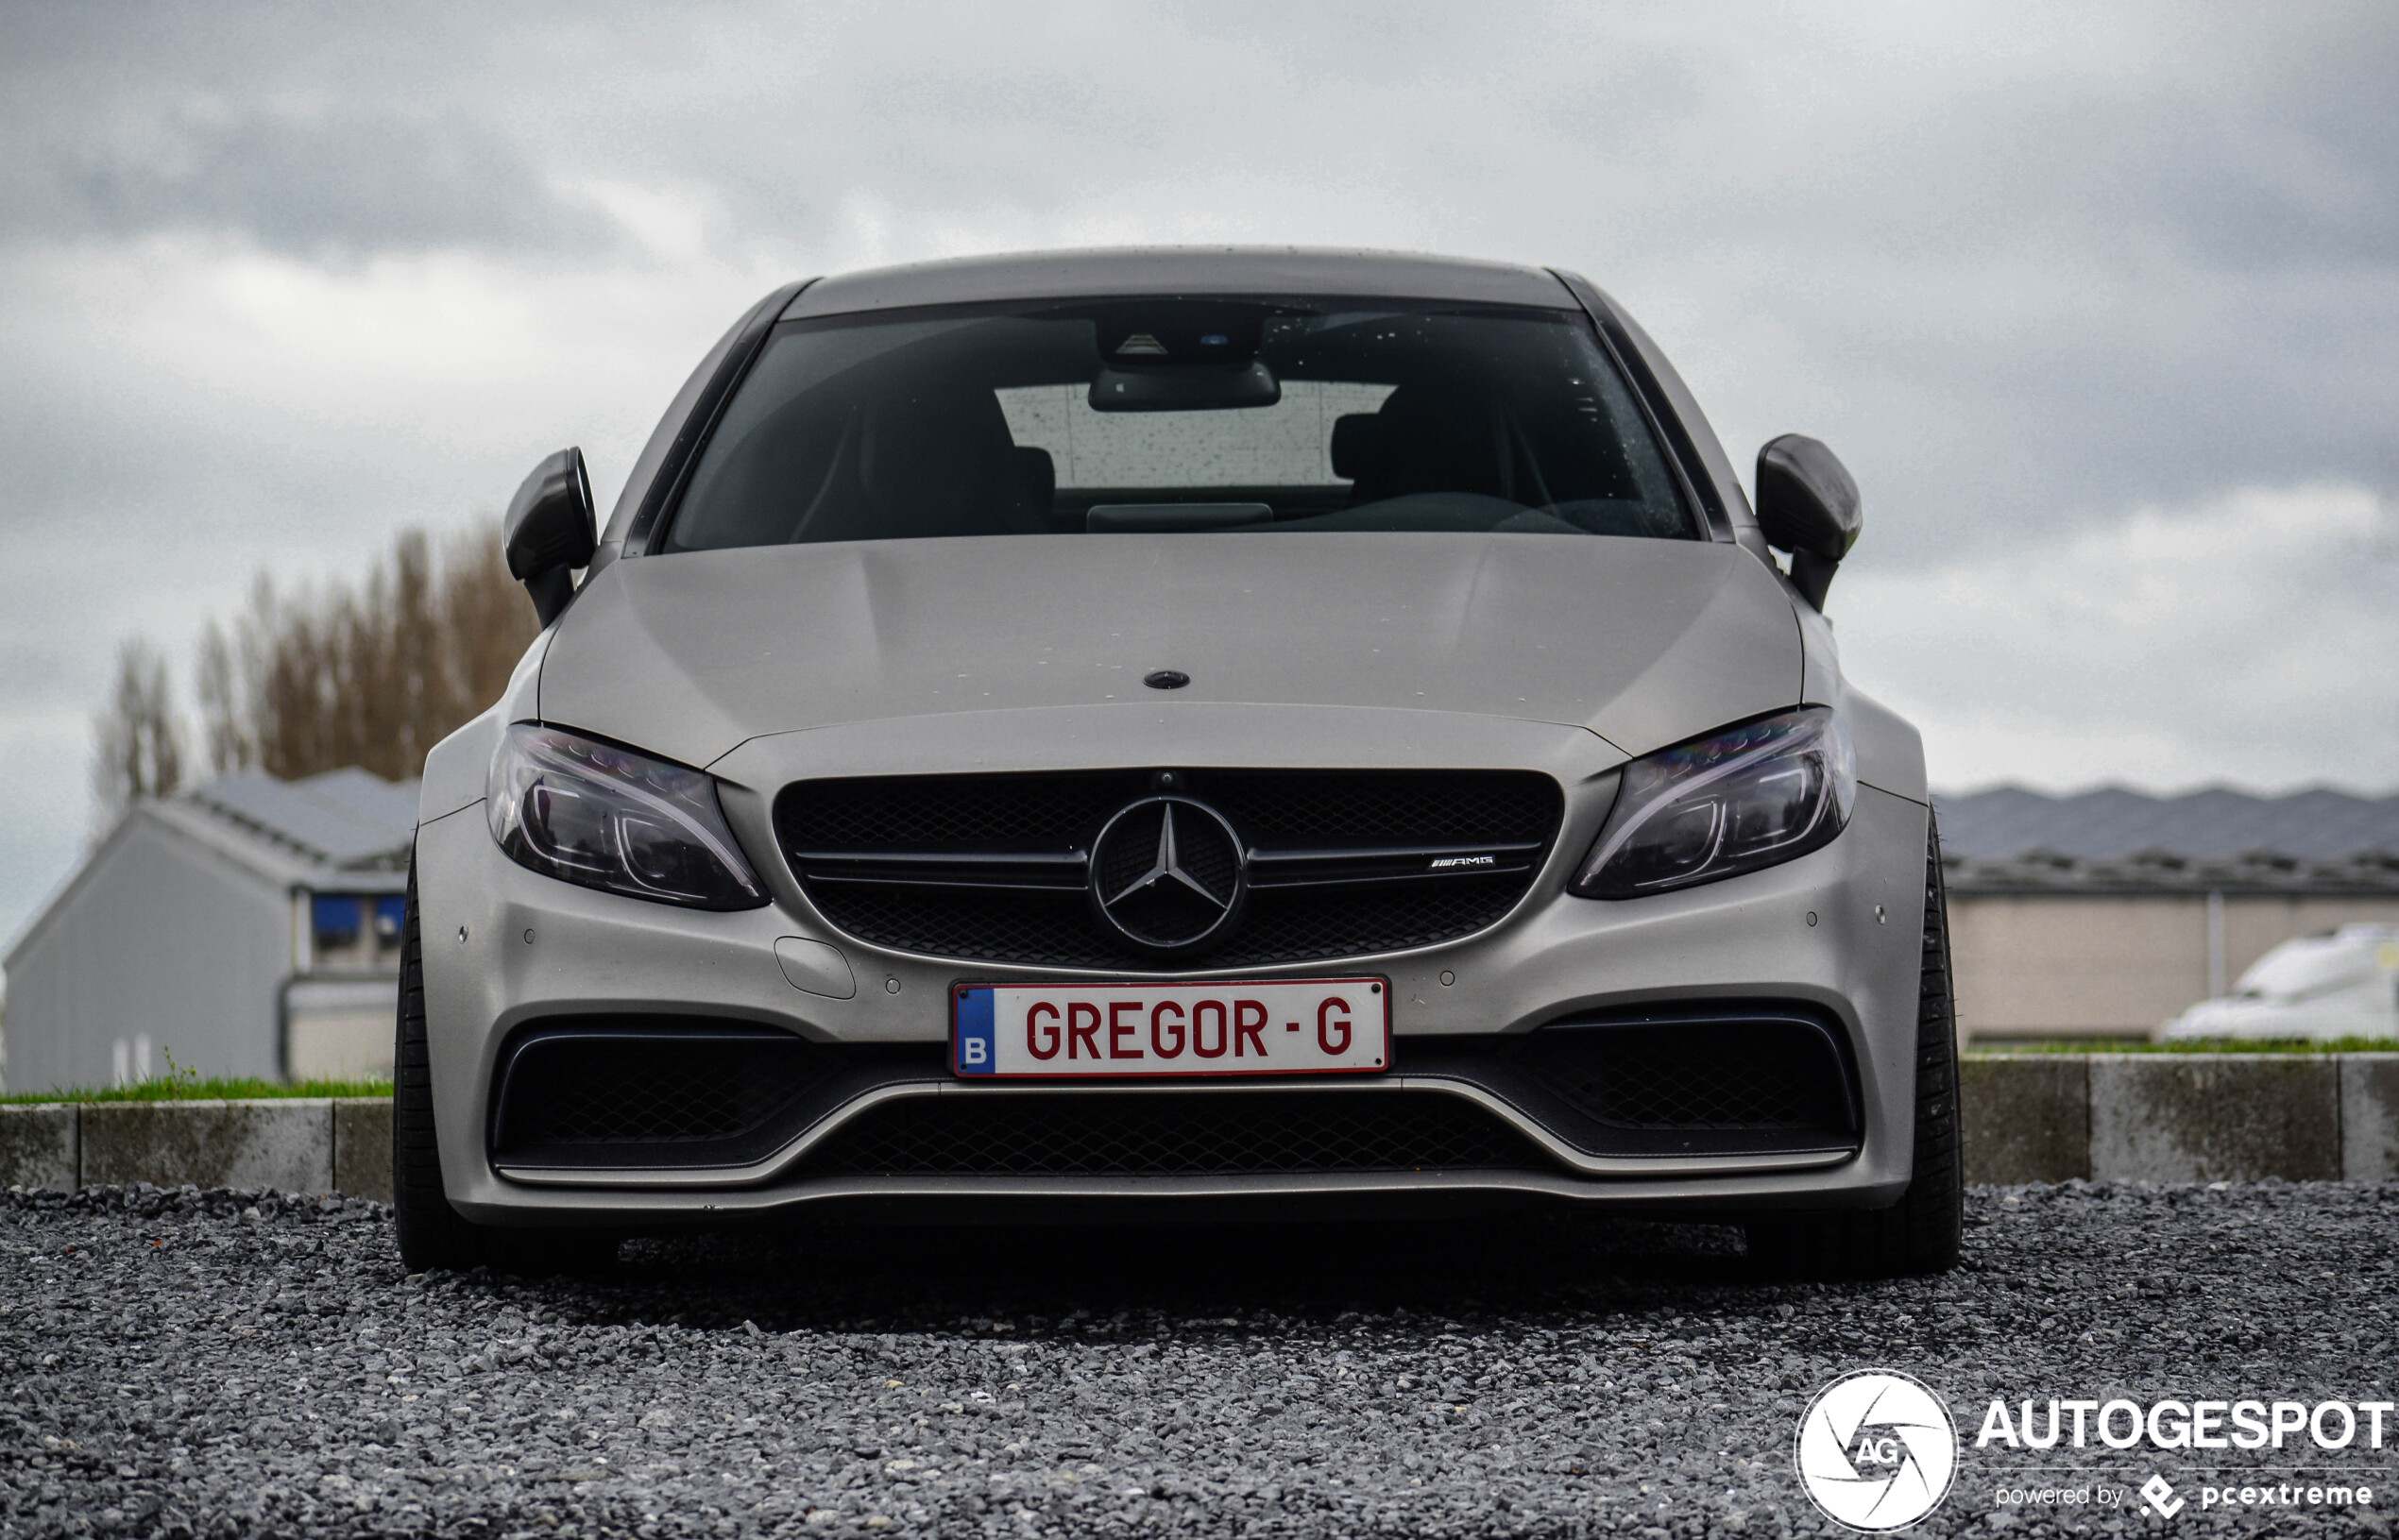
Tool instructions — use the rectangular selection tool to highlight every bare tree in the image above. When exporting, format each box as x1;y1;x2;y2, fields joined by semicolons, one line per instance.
195;612;253;776
167;519;542;787
440;522;538;723
92;637;185;832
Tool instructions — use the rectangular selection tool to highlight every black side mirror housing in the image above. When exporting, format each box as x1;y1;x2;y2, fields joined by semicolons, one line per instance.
1755;434;1862;612
504;448;597;626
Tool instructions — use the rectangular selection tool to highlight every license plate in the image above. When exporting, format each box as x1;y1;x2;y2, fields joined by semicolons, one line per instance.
951;978;1389;1078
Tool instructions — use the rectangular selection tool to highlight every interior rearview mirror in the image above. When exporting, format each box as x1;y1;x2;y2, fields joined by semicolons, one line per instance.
1089;360;1280;413
1755;434;1862;612
504;447;597;626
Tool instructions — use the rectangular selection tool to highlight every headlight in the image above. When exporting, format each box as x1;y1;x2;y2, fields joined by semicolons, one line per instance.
486;724;768;909
1571;706;1855;899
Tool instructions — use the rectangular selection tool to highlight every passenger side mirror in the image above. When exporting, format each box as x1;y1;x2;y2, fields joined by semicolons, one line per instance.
1755;434;1861;612
504;448;597;626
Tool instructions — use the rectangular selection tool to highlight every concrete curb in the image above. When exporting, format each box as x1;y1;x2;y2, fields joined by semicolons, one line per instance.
2342;1058;2399;1178
5;1060;2394;1197
0;1098;392;1201
1963;1053;2399;1183
0;1102;77;1191
1959;1057;2089;1183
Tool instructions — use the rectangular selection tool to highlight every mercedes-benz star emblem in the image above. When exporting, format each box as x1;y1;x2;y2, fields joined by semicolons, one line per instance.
1089;796;1246;953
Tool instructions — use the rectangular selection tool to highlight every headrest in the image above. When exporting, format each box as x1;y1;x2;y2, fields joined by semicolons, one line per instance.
1330;414;1384;481
1013;446;1055;511
1354;384;1507;501
856;387;1012;531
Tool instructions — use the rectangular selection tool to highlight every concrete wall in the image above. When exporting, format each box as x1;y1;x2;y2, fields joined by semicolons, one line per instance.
1961;1053;2399;1183
1949;892;2399;1041
2;812;291;1090
0;1098;391;1200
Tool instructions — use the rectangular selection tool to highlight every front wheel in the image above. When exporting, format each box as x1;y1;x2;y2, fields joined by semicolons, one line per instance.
392;856;616;1277
1745;814;1965;1279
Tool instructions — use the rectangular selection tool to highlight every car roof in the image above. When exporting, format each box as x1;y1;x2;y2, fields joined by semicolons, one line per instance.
783;246;1581;319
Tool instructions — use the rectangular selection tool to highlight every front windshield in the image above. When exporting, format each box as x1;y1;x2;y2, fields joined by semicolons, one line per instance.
664;297;1694;550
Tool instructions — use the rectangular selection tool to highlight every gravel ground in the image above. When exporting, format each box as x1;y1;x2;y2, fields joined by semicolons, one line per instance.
3;1182;2396;1538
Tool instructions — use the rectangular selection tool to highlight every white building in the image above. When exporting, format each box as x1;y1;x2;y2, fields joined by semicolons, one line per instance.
1939;786;2399;1041
2;768;417;1091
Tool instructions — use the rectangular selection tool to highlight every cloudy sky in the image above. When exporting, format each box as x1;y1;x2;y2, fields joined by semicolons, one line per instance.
1;1;2393;951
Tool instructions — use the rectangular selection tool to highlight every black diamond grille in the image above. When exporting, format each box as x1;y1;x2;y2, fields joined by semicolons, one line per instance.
800;1091;1550;1176
776;769;1561;969
805;880;1534;971
1203;773;1557;846
786;770;1138;850
1518;1017;1853;1131
491;1022;837;1164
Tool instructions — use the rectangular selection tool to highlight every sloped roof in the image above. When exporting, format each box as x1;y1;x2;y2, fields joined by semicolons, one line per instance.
1934;786;2399;894
5;768;418;970
183;768;419;872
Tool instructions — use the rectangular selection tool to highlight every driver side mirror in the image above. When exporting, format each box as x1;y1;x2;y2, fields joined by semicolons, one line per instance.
1755;434;1862;613
504;447;597;626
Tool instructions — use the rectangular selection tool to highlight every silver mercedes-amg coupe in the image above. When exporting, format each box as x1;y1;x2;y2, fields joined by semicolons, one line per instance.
397;248;1960;1278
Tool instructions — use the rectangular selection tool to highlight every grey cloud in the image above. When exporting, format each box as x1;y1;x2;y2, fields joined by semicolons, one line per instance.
45;110;611;258
1838;58;2399;276
1671;78;2399;554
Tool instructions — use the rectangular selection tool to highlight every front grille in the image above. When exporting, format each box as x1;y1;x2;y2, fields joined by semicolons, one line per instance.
776;769;1562;970
799;1091;1552;1176
802;880;1534;971
490;1020;841;1168
1517;1013;1857;1134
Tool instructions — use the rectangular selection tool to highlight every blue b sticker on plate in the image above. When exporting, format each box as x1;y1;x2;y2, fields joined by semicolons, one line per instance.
953;986;997;1075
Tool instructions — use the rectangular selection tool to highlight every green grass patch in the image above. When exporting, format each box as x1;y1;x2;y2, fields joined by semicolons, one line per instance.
1968;1037;2399;1056
3;1075;391;1105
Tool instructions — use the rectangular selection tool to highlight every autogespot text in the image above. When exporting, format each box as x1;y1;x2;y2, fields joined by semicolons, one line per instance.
1977;1397;2395;1451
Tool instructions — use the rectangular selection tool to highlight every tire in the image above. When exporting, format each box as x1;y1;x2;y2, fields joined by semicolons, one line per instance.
392;855;617;1277
394;855;486;1272
1746;813;1965;1279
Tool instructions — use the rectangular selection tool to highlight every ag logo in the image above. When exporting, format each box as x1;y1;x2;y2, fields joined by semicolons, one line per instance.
1794;1370;1957;1531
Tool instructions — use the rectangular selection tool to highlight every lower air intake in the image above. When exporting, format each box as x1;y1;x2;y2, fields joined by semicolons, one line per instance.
1518;1012;1858;1135
490;1020;838;1169
798;1090;1552;1177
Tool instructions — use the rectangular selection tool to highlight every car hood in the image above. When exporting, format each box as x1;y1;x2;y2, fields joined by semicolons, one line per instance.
540;534;1803;770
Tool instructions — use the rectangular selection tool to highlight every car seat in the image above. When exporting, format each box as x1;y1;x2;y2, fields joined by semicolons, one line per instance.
794;385;1048;542
1333;385;1512;506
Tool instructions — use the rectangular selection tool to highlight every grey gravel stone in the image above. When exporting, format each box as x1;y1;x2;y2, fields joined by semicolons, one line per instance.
2;1182;2395;1535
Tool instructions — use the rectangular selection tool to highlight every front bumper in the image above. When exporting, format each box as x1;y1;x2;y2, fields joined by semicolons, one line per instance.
413;703;1931;1225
